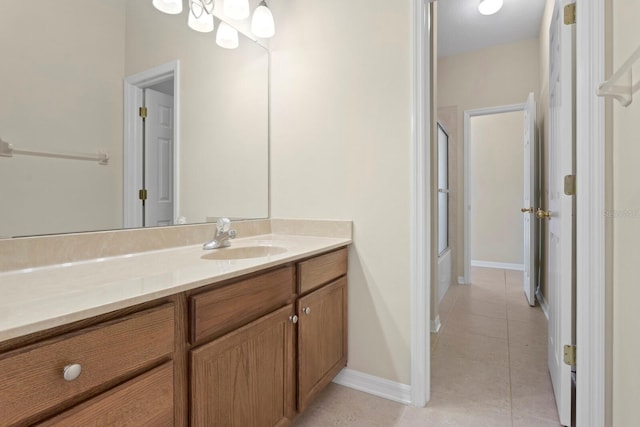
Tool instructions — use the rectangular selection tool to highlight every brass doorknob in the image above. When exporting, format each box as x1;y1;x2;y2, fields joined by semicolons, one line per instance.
521;207;534;213
536;209;552;219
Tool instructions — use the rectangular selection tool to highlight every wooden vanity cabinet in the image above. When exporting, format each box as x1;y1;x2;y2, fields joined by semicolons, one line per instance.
1;246;348;427
190;305;296;427
37;361;175;426
188;247;348;425
0;303;176;427
188;266;297;426
297;277;348;411
296;248;348;412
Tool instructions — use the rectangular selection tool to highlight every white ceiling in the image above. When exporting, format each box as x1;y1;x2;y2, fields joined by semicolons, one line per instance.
438;0;547;57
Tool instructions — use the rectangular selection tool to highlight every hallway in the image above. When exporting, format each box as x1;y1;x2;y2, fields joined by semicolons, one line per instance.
293;267;561;426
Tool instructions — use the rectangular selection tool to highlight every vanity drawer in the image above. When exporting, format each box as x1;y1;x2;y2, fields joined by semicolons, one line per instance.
37;362;174;426
0;304;175;426
298;248;348;294
191;266;295;344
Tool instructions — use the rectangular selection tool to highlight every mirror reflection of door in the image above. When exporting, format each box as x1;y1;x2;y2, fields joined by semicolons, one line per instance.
143;85;175;227
437;123;449;256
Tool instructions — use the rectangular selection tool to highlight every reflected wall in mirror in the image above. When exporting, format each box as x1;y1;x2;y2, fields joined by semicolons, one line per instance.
0;0;269;239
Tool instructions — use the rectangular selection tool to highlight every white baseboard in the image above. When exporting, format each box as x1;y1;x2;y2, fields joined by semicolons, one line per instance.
471;260;525;271
332;368;411;405
535;287;549;320
430;315;441;333
457;276;466;285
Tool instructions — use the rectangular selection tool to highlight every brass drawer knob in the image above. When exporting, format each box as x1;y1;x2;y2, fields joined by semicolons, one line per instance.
63;363;82;381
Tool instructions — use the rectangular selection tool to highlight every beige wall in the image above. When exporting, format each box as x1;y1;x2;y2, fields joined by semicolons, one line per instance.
611;1;640;424
470;111;524;265
269;0;413;384
438;38;540;280
0;0;126;237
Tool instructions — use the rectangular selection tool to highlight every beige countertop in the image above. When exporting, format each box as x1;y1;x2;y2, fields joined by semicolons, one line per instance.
0;232;351;342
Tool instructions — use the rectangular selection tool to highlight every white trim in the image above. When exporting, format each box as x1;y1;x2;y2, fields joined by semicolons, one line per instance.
431;315;441;333
333;369;412;405
123;61;180;228
470;260;524;271
575;0;607;425
457;276;467;285
463;103;526;285
535;287;550;321
409;0;431;407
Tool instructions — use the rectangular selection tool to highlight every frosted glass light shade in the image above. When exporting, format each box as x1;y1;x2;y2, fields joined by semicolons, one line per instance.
152;0;183;14
188;1;214;32
223;0;250;20
478;0;503;15
216;22;239;49
251;1;275;38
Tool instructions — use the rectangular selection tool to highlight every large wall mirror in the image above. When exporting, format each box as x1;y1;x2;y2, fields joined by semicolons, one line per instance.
0;0;269;239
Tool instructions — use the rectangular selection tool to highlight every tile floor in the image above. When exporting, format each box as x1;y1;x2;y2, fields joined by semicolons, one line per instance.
293;267;562;427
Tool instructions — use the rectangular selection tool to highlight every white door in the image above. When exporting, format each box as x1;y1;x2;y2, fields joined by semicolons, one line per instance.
547;1;574;425
522;92;537;307
144;88;175;227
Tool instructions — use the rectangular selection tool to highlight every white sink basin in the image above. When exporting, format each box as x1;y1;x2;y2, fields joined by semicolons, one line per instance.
201;245;288;260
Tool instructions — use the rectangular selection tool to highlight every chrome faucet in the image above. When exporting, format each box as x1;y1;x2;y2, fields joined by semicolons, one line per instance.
203;218;237;250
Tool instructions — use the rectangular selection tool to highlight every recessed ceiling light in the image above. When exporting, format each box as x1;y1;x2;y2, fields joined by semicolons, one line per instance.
478;0;503;16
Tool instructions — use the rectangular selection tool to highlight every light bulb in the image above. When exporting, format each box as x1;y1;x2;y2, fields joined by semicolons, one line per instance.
251;1;275;38
188;0;214;32
223;0;250;20
478;0;503;16
152;0;183;15
216;22;239;49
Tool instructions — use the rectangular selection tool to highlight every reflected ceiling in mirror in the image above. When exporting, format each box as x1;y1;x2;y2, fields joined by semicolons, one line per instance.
0;0;269;239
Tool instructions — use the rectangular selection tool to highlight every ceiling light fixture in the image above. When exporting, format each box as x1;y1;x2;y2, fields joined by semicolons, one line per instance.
152;0;183;14
223;0;250;20
216;21;239;49
188;0;215;33
251;1;275;39
152;0;275;49
478;0;503;16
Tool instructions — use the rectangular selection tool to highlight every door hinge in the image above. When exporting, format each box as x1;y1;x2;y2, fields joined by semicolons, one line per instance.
138;189;148;201
564;3;576;25
564;344;576;366
564;175;576;195
139;107;148;119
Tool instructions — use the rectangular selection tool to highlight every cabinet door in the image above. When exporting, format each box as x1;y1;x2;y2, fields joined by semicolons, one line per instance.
297;277;347;411
190;305;295;427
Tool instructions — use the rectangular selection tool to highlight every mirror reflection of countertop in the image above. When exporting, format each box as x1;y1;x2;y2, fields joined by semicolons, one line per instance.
0;231;351;343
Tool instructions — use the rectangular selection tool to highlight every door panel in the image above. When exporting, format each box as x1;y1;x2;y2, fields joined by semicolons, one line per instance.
144;88;174;227
547;1;575;425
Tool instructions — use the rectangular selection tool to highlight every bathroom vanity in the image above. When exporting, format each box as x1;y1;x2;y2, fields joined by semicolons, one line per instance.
0;221;351;426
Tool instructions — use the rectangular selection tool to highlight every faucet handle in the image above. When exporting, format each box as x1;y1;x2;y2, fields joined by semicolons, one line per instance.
229;229;237;239
216;217;231;232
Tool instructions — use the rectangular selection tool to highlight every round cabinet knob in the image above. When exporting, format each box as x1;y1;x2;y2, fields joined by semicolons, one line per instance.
302;307;311;315
289;315;298;324
63;363;82;382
